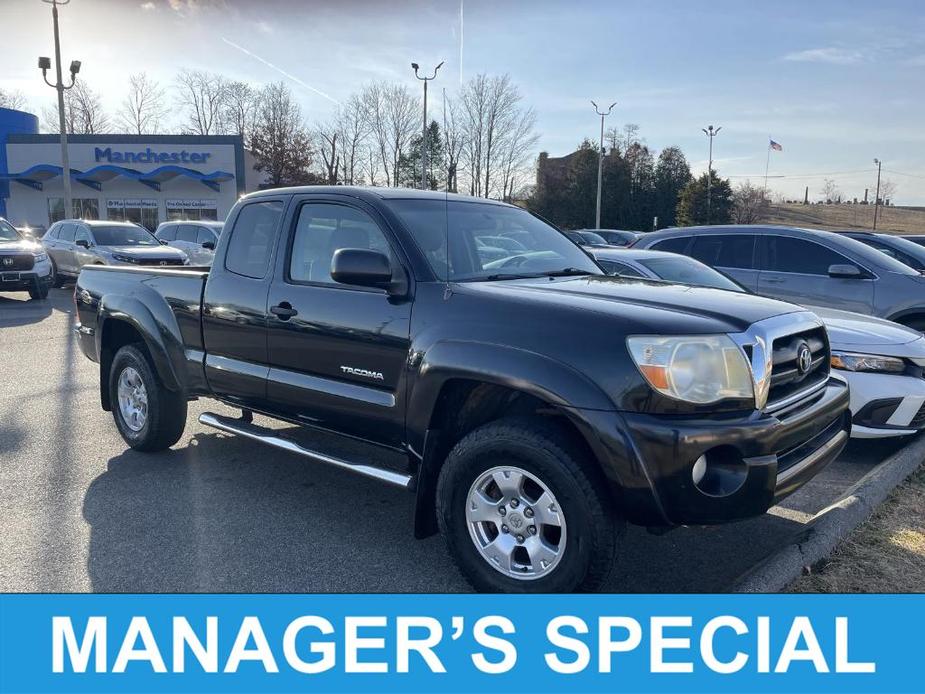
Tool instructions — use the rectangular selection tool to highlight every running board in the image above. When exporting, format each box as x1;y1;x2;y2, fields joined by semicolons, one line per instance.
198;412;414;489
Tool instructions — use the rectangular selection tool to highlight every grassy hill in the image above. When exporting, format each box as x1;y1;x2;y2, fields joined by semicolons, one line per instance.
763;203;925;235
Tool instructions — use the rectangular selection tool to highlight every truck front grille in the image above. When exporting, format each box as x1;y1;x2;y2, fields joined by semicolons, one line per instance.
0;253;35;271
766;326;829;412
133;258;185;266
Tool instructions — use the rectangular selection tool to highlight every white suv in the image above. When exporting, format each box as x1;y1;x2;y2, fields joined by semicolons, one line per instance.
154;221;223;266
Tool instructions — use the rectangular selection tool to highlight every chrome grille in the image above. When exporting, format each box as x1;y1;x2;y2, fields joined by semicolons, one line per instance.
0;253;34;271
766;327;829;410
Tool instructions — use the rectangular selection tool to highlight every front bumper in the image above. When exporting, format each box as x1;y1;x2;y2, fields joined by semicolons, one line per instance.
603;378;850;526
0;263;53;291
842;369;925;438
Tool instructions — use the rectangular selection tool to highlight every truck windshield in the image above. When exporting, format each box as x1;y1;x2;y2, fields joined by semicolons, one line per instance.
91;226;159;247
387;199;601;281
0;220;20;241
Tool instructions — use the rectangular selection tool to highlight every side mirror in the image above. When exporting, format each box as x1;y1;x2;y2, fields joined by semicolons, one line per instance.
331;248;392;288
202;240;215;250
828;263;863;279
75;238;90;249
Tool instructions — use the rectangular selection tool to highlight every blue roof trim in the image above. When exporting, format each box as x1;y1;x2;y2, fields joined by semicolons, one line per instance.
0;163;234;192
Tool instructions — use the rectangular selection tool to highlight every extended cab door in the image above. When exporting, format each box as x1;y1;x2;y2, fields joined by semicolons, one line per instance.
201;198;286;410
756;235;875;314
265;196;412;448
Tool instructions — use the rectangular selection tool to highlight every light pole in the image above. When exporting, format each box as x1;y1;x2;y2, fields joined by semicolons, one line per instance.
39;0;80;221
412;61;443;190
702;125;721;224
873;158;882;230
591;101;616;228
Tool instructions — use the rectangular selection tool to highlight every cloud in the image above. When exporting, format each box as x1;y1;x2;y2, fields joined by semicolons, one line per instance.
140;1;156;10
256;20;274;35
782;47;865;65
906;54;925;66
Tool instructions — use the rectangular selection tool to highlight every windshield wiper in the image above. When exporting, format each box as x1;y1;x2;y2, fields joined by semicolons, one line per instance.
536;268;592;277
479;273;537;281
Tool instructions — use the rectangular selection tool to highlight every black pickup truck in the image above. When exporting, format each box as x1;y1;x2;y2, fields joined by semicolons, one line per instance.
75;186;850;592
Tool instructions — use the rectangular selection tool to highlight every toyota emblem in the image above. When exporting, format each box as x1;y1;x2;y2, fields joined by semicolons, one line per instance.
159;260;167;266
1;257;12;267
797;343;813;375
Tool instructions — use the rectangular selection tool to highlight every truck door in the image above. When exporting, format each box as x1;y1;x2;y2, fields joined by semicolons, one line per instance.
265;196;412;448
201;198;286;410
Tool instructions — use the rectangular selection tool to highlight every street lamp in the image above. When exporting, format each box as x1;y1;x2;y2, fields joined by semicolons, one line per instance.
702;125;721;224
591;101;616;229
412;61;444;190
39;0;80;222
873;158;883;230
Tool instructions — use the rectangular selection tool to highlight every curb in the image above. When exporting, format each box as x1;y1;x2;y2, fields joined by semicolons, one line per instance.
734;433;925;592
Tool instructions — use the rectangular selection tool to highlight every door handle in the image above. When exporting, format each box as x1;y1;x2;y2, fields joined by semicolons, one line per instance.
270;302;298;320
764;276;786;284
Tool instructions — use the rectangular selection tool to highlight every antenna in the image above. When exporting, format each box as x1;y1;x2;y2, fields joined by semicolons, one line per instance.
442;86;451;294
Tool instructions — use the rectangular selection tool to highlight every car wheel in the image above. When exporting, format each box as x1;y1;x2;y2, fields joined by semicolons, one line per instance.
109;344;187;452
49;259;64;288
436;417;621;593
28;283;48;300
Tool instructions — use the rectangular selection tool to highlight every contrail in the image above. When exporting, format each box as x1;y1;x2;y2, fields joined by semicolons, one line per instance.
221;37;341;106
459;0;464;85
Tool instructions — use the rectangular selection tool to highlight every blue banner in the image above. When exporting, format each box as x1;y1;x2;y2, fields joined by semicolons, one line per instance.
0;594;920;693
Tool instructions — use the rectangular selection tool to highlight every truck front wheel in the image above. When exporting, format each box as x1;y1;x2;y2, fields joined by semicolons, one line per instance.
436;417;620;593
109;344;187;452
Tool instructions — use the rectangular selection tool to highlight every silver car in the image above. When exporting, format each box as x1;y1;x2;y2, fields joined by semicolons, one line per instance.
634;224;925;331
42;219;188;286
154;220;223;266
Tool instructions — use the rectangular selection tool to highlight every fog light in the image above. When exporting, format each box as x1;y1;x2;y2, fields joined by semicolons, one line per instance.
692;455;707;486
691;447;748;498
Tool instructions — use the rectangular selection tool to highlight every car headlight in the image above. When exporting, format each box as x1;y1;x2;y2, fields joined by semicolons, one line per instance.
33;252;47;263
627;335;755;404
831;352;905;373
111;254;136;264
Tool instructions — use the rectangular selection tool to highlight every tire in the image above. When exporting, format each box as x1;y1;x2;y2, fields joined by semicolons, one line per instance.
28;283;49;300
109;344;187;452
436;417;621;593
49;259;64;288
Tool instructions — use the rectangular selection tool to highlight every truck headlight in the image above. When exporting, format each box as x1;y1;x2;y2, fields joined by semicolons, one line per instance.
33;252;47;263
111;254;136;264
831;352;905;373
627;335;754;404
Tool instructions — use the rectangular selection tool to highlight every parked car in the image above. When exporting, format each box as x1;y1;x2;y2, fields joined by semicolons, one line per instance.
15;223;46;241
592;247;925;438
0;217;53;299
42;220;188;286
565;230;610;247
154;220;224;266
73;186;850;593
634;225;925;330
579;229;640;247
837;231;925;273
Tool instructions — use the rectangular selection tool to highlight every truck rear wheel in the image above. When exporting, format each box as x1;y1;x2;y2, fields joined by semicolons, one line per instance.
436;417;620;593
109;344;187;452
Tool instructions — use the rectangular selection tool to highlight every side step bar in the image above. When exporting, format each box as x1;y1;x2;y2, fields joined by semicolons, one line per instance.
199;412;414;490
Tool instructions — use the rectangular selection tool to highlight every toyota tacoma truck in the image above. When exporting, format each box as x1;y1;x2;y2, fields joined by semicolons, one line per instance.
74;186;851;592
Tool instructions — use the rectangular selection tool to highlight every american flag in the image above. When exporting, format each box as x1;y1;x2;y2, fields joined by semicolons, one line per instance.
769;139;783;151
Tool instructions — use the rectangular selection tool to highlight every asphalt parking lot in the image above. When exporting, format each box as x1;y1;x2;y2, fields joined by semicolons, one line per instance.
0;287;911;593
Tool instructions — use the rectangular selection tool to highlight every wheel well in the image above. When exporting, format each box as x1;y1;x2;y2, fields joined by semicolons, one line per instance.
98;319;148;411
414;379;601;538
893;313;925;330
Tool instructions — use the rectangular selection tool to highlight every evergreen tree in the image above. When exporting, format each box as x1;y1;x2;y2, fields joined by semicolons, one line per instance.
654;146;692;228
398;120;445;190
676;170;734;226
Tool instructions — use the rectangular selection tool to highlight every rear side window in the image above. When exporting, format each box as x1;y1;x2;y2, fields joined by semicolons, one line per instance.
649;236;690;254
58;224;76;243
44;225;60;240
691;234;755;269
176;224;199;243
225;201;284;279
156;225;177;241
762;236;854;275
196;227;215;244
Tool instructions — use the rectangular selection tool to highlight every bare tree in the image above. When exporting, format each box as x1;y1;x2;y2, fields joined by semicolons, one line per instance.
42;80;110;134
0;88;27;111
495;107;538;200
175;69;227;135
877;178;898;204
223;80;260;146
441;94;467;193
250;82;314;186
732;181;771;224
820;178;841;203
117;72;168;134
314;123;339;184
359;82;418;187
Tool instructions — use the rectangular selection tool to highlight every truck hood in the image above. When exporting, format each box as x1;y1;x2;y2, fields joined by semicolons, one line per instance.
0;238;41;254
808;305;925;359
463;275;804;334
105;245;186;259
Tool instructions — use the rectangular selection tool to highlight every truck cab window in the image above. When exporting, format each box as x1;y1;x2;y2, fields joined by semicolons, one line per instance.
224;201;283;279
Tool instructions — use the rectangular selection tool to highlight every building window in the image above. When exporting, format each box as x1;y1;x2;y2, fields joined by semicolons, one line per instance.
166;199;219;222
48;198;100;223
107;199;159;231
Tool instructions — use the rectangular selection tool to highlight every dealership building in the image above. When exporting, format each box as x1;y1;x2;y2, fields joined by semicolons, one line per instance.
0;107;259;231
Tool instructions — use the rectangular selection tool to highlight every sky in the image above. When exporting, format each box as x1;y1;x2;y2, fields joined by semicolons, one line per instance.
2;0;924;204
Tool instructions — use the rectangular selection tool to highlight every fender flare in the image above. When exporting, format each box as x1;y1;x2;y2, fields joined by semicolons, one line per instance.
96;292;187;396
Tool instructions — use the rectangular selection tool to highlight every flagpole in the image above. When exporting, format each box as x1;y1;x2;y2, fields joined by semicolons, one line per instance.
764;137;771;194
